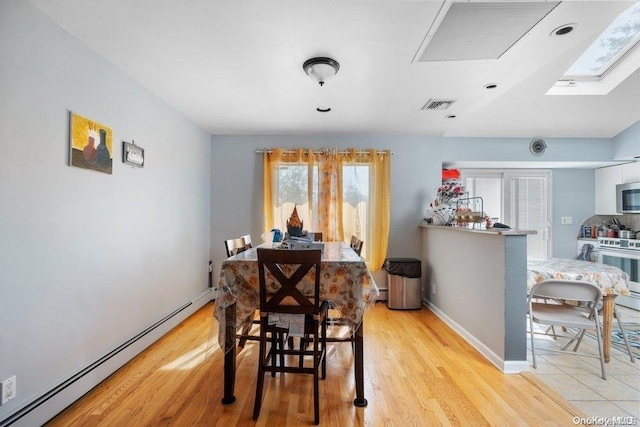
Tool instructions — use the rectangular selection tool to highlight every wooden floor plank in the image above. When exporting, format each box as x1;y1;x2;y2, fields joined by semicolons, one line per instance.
46;302;584;426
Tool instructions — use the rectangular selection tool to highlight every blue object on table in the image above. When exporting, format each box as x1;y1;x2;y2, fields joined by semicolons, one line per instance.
271;229;283;242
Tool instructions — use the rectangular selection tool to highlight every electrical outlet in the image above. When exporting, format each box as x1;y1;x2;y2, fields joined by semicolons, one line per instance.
432;283;436;295
1;376;16;404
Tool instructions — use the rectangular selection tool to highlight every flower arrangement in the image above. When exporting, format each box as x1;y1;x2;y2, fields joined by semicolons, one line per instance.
425;180;466;226
435;181;465;206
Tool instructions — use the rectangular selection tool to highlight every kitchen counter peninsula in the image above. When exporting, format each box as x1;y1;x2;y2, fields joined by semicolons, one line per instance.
420;224;536;373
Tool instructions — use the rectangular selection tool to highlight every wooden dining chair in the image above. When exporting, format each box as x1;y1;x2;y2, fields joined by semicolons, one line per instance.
350;235;363;256
253;248;328;425
528;279;606;379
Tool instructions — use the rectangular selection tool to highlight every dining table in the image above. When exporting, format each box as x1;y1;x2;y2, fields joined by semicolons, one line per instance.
526;257;630;363
214;241;379;406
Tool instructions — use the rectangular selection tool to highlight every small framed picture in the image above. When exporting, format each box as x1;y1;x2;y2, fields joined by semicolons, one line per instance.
122;141;144;168
69;112;113;174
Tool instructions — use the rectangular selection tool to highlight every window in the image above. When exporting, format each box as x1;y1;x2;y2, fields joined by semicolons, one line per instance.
462;170;551;258
342;164;370;258
273;164;317;234
263;148;391;269
562;3;640;80
272;163;371;258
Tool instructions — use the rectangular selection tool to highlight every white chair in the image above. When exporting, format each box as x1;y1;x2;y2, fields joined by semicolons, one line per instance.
224;237;248;257
528;279;606;379
240;234;253;249
572;304;635;363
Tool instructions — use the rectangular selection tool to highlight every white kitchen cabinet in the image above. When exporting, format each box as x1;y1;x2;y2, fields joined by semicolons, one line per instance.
622;161;640;183
595;165;623;215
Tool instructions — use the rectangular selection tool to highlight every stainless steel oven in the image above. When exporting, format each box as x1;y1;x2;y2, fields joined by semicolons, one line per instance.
598;237;640;310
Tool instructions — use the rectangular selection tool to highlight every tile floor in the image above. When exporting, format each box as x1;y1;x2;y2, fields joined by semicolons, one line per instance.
528;305;640;420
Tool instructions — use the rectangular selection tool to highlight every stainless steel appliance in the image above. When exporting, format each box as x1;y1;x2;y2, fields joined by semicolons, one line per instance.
616;182;640;213
598;237;640;310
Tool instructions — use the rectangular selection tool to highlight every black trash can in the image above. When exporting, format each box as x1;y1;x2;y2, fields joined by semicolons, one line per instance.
383;258;422;309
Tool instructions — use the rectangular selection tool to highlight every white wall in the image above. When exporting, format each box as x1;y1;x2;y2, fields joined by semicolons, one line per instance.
0;1;211;423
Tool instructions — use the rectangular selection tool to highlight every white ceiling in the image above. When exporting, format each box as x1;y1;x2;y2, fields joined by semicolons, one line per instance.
27;0;640;138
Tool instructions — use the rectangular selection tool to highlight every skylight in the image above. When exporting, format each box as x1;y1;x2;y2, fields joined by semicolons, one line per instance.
563;2;640;80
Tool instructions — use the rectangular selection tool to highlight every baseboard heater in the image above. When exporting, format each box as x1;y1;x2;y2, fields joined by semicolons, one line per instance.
0;289;210;427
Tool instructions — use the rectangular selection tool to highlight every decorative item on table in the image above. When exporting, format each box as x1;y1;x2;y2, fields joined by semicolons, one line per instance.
286;205;304;237
427;204;456;226
261;229;283;243
272;228;283;242
436;181;465;206
261;230;275;243
281;237;325;253
426;180;465;226
454;197;488;229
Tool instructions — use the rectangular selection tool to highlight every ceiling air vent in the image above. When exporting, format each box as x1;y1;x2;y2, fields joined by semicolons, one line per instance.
415;1;560;62
422;99;456;110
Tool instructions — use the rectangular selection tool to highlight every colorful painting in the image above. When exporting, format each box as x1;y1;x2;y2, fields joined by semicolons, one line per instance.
69;112;113;174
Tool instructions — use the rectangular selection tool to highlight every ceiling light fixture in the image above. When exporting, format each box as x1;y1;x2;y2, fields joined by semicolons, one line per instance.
316;107;332;113
303;57;340;86
483;83;499;89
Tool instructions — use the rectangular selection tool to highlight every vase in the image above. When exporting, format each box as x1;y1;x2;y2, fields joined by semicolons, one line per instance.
431;205;454;226
287;225;303;237
96;129;110;167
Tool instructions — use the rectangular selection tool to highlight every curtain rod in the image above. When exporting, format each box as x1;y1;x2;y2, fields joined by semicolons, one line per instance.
255;149;393;155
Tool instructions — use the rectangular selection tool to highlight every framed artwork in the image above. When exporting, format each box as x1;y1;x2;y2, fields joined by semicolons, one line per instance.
69;112;113;174
123;141;145;168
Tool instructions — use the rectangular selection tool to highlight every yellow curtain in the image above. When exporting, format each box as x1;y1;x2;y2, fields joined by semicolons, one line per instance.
316;149;344;242
262;148;287;232
342;149;391;270
368;149;391;270
263;148;391;270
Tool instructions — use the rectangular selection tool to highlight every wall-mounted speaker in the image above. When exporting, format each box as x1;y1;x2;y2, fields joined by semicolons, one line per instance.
529;138;546;155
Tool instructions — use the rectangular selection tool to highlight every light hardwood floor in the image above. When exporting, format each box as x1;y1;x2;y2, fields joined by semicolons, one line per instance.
46;302;584;426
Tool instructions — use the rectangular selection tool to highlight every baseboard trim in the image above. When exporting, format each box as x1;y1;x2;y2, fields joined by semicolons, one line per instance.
0;289;212;427
424;300;528;374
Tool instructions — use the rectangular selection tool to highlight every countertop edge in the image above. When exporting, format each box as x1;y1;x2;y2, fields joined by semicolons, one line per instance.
420;222;536;236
